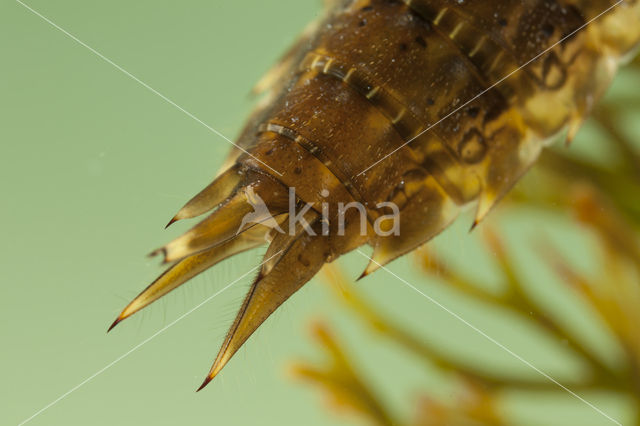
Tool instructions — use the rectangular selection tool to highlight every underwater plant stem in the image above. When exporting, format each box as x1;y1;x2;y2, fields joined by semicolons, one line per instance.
322;265;619;392
593;107;640;182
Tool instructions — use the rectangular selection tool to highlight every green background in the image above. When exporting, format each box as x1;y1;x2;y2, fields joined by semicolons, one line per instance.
1;1;638;425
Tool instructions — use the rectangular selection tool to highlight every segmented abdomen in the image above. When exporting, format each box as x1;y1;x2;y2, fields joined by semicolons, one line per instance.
111;0;640;387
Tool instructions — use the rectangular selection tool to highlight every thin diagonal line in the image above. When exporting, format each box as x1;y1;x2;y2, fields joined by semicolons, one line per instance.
17;250;283;426
356;250;622;425
356;0;624;176
16;0;283;177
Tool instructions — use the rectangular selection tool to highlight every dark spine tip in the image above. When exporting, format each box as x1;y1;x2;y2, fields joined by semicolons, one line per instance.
356;270;369;281
469;220;479;232
148;247;171;265
196;376;213;392
147;247;166;259
107;317;122;333
165;216;178;229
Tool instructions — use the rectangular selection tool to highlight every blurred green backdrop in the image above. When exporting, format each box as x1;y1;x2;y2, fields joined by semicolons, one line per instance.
1;1;638;425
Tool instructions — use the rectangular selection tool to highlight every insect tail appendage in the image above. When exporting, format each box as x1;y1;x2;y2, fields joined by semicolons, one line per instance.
197;217;330;389
154;171;289;264
108;168;290;331
107;224;269;332
165;163;244;228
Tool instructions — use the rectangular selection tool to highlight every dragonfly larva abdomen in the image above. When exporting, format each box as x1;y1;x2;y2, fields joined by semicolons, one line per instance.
110;0;640;389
